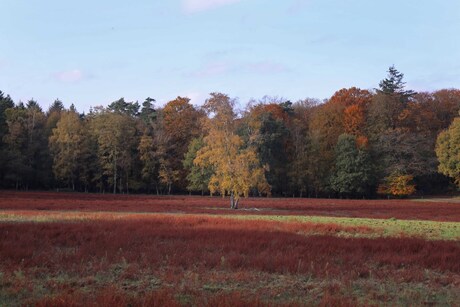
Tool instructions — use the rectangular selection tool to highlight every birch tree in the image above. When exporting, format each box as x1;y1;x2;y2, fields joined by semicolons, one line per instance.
195;93;270;209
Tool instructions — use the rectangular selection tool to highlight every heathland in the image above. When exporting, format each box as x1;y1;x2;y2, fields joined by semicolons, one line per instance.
0;191;459;306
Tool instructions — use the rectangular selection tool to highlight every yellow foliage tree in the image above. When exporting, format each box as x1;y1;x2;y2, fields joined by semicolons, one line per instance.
194;93;270;209
377;172;416;197
436;117;460;186
49;111;86;190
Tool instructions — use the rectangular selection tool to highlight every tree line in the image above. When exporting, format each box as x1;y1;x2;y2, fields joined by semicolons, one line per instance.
1;66;460;200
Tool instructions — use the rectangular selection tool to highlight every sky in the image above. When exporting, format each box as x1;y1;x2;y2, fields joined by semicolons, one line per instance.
1;0;460;112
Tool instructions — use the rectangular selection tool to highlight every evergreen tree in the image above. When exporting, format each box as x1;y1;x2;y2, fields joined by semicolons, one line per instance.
138;131;159;194
0;91;14;186
377;65;416;100
140;97;156;124
3;101;50;189
107;98;140;117
330;134;374;196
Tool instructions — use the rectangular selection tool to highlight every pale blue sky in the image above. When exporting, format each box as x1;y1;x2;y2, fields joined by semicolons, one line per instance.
1;0;459;112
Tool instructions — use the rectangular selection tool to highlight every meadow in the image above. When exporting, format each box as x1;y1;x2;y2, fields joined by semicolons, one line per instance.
0;192;459;306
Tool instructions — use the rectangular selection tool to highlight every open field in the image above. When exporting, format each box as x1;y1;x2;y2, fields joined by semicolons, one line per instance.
0;192;459;306
1;191;460;221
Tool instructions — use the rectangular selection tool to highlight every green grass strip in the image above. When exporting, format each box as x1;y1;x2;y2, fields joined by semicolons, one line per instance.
229;214;460;241
0;210;458;241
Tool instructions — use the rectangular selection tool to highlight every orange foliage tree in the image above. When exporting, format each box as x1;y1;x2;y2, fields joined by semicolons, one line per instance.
378;173;416;197
160;97;204;190
330;87;372;137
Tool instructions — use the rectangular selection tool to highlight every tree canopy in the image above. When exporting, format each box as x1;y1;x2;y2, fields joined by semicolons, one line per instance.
1;66;459;199
436;117;460;186
194;93;270;208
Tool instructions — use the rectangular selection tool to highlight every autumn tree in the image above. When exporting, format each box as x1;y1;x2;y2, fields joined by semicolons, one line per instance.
2;75;460;198
436;117;460;186
308;101;344;191
377;172;416;197
329;87;373;137
195;93;270;209
49;110;87;190
162;97;203;190
432;89;460;129
309;100;344;147
398;93;437;134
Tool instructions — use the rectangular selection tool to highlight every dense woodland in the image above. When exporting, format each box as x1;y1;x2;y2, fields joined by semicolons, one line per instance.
1;66;460;199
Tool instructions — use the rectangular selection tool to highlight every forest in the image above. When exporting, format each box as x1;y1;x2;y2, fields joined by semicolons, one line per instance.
1;66;460;199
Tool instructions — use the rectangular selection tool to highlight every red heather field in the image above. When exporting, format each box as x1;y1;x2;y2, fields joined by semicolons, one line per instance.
0;191;459;306
1;191;460;221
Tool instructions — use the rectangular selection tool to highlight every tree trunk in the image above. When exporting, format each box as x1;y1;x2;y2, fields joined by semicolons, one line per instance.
234;198;239;209
230;192;239;209
113;166;117;194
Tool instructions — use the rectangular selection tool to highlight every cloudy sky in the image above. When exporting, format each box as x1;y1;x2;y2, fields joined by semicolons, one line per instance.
1;0;459;112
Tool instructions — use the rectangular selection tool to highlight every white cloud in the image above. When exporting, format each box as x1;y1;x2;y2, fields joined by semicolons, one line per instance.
182;0;242;14
54;69;84;83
